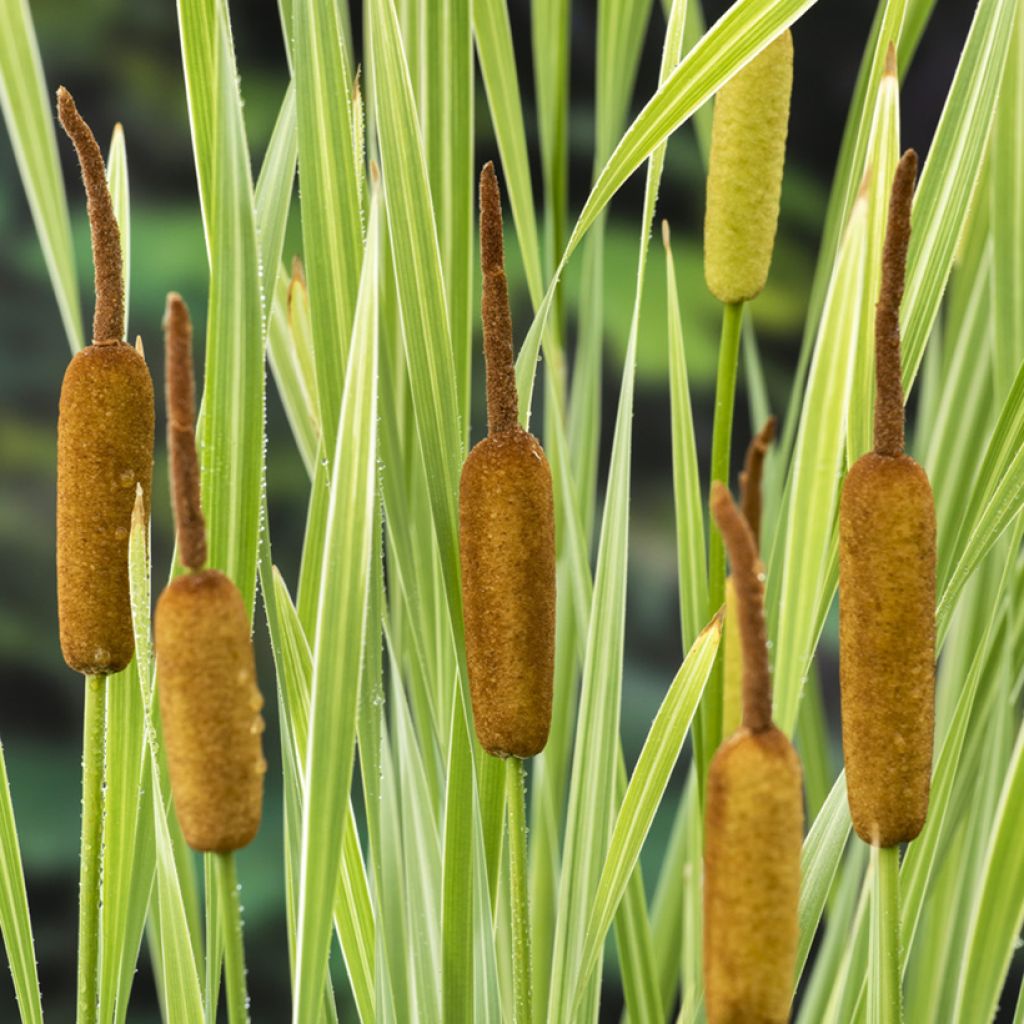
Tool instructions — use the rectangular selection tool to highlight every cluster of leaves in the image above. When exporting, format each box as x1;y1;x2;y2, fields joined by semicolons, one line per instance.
1;0;1024;1020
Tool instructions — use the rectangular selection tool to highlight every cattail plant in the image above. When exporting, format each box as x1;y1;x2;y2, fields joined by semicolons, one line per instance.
55;87;154;677
55;86;154;1024
723;417;776;736
839;149;935;848
701;32;794;766
459;162;556;760
154;294;266;853
705;482;803;1024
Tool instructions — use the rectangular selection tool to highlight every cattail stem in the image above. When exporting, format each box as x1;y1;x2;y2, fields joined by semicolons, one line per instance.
710;484;772;733
479;162;519;435
697;300;745;783
739;416;777;548
56;88;124;344
76;674;106;1024
215;852;250;1024
873;149;917;458
164;293;207;569
507;758;532;1023
869;844;902;1024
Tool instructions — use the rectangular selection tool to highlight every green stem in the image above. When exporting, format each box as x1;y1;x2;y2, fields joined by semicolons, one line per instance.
507;758;532;1024
870;844;902;1024
694;300;745;794
76;675;106;1024
216;852;250;1024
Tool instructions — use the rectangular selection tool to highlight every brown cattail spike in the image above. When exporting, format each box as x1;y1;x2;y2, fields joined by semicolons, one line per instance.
479;162;519;435
56;87;124;345
164;294;207;570
155;296;265;852
704;483;802;1023
460;162;556;758
738;416;777;547
711;483;772;733
873;149;917;457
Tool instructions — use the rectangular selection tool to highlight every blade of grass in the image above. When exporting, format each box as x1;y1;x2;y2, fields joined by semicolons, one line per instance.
292;0;363;456
291;188;380;1024
473;0;544;305
769;191;868;734
575;617;721;1004
0;742;44;1024
0;0;83;349
177;0;265;614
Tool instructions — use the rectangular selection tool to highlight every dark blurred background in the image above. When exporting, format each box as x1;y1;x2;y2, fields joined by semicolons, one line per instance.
0;1;975;1019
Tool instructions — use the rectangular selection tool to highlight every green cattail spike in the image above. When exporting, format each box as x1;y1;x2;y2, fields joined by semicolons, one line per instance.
704;31;794;304
839;149;935;848
55;87;154;677
155;294;266;853
705;482;803;1024
459;162;556;758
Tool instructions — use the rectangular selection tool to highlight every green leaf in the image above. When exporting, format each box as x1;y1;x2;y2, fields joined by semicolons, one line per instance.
665;220;708;652
0;743;44;1024
575;617;721;1004
952;717;1024;1022
177;0;265;615
473;0;545;304
0;0;83;350
796;773;851;982
769;192;868;734
901;0;1019;388
370;0;464;620
291;188;380;1024
292;0;364;455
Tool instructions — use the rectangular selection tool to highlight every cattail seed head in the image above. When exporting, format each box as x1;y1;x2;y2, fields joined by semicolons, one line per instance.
155;295;265;852
155;569;266;852
705;483;802;1024
704;31;793;304
840;150;935;847
55;88;153;676
459;163;556;758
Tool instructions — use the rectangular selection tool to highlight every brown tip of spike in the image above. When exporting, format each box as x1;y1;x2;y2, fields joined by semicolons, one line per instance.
57;87;124;345
874;149;917;457
164;293;207;571
739;416;776;547
479;162;519;435
710;482;772;733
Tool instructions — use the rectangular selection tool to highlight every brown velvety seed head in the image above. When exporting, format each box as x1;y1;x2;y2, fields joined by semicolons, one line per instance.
459;428;555;758
839;452;935;846
57;343;154;674
155;569;265;853
704;726;803;1024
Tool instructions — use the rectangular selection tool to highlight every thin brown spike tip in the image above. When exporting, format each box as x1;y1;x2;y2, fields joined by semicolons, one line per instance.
839;148;935;848
738;415;777;548
459;162;556;759
479;162;519;435
704;482;802;1024
711;483;772;734
164;293;207;571
56;87;124;345
873;148;917;458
